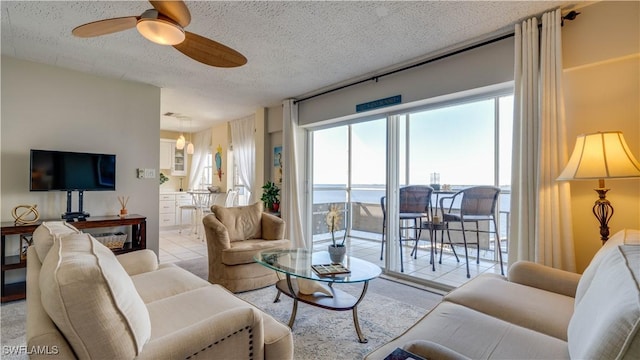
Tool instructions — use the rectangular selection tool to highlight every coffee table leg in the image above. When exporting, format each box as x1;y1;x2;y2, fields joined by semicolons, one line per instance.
353;280;370;343
285;274;299;329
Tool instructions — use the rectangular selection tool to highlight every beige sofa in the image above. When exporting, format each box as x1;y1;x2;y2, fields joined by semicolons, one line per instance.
366;229;640;360
204;202;291;293
26;221;293;359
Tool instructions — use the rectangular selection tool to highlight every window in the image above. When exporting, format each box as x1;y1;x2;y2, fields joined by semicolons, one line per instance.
201;151;213;186
309;89;513;285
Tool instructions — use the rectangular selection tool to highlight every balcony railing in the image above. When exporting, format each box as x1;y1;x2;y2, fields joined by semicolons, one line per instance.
312;185;510;261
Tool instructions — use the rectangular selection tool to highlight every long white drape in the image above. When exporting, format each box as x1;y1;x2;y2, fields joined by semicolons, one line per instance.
282;99;307;248
187;129;212;191
230;116;256;203
510;9;576;271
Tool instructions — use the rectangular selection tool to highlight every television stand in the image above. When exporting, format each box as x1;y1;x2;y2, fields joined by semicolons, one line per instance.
62;190;90;222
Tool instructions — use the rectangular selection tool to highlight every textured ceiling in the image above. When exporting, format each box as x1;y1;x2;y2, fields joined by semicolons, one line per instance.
1;1;573;132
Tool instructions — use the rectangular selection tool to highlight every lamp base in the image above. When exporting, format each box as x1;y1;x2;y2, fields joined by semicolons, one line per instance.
593;187;614;244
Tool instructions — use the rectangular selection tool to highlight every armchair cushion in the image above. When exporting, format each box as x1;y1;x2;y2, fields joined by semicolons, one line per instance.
39;233;151;359
223;239;292;266
212;202;263;241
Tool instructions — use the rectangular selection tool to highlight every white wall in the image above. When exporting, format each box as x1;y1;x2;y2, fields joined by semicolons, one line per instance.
561;1;640;272
1;57;161;264
298;37;514;125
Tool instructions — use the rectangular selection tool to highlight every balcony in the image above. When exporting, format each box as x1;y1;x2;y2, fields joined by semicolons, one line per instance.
312;186;509;290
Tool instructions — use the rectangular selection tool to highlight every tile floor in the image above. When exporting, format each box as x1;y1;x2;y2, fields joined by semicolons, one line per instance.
159;225;505;290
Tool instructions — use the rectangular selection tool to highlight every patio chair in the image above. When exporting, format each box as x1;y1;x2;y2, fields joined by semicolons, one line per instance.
380;185;433;272
439;186;504;278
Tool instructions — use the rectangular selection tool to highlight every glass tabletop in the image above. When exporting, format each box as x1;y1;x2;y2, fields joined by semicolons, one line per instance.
255;249;381;284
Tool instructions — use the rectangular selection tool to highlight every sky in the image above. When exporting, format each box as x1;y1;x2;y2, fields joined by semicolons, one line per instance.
313;95;514;187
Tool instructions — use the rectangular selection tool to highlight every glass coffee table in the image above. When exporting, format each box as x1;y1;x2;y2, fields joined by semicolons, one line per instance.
255;249;381;343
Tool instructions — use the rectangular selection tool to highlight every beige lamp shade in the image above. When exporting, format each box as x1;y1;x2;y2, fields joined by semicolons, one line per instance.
558;131;640;181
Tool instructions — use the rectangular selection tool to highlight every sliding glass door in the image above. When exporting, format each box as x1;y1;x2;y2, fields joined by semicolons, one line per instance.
309;91;513;287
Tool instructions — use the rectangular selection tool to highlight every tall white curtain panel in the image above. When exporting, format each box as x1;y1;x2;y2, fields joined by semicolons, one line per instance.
282;99;307;248
230;116;256;203
538;10;575;271
188;129;212;191
510;9;576;271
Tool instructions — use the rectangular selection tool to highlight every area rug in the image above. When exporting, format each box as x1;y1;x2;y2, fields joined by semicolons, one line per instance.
0;257;440;360
175;257;440;360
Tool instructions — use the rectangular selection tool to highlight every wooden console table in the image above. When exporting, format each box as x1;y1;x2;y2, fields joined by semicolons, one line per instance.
1;214;146;303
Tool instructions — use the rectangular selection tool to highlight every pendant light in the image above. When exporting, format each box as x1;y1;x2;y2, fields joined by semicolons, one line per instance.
186;119;194;155
176;117;185;150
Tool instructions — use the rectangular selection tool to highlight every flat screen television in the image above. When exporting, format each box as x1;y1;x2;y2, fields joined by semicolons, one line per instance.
30;149;116;191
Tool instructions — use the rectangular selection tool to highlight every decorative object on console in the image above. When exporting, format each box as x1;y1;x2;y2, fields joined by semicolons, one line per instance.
558;131;640;242
12;204;40;225
118;196;129;218
326;203;347;263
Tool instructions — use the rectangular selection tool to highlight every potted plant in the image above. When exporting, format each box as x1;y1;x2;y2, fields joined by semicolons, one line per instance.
326;204;347;263
260;181;280;212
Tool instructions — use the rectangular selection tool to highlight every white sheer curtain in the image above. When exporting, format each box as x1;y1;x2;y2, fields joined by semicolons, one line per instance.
187;129;212;191
510;9;576;271
230;116;256;203
282;99;307;248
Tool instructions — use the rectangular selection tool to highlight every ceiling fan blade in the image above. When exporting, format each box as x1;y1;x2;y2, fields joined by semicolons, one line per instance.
149;0;191;28
72;16;138;38
174;32;247;68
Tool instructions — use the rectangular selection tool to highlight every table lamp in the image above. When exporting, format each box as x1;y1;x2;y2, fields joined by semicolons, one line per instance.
558;131;640;242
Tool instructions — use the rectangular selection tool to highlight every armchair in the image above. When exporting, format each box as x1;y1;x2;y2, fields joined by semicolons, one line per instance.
204;202;291;292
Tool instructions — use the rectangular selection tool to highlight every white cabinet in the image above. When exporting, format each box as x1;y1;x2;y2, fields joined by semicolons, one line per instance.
159;192;194;227
160;138;188;176
172;146;187;176
160;140;173;170
159;193;177;227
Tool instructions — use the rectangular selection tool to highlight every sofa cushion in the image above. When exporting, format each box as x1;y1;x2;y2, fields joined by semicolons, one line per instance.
568;244;640;360
39;233;151;359
212;202;263;241
144;284;292;359
444;273;574;340
575;229;640;305
32;221;80;262
130;265;210;303
366;301;569;359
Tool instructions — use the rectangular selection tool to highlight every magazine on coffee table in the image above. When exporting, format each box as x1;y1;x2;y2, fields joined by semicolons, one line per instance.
311;263;351;276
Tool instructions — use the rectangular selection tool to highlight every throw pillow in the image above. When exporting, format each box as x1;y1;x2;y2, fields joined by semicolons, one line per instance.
32;221;80;262
39;233;151;359
213;202;263;241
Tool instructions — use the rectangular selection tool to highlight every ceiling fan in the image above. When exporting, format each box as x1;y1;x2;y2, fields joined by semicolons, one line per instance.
71;0;247;68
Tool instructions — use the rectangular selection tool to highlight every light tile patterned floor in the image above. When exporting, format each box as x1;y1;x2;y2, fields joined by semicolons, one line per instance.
159;228;505;289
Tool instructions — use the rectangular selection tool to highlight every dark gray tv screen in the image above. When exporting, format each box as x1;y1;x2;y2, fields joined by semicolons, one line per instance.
30;149;116;191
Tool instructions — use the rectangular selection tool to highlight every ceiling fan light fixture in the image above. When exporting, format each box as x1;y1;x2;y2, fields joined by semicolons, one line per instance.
136;10;185;45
